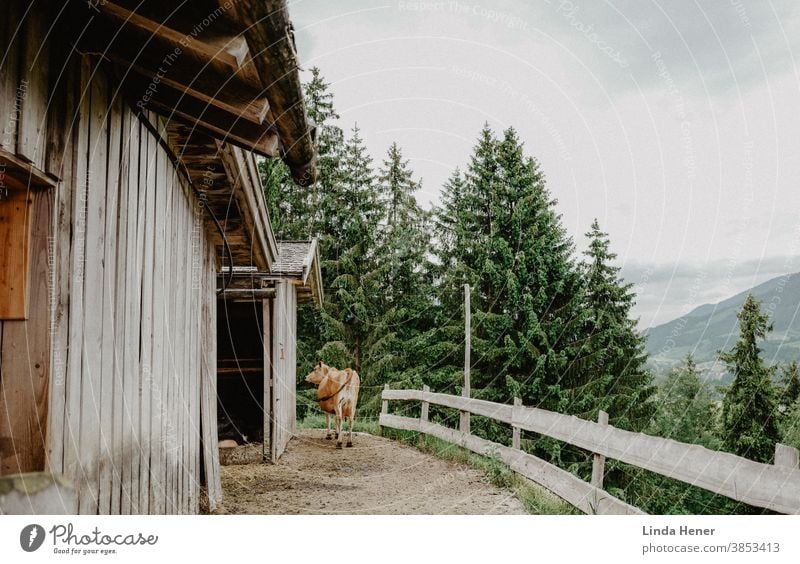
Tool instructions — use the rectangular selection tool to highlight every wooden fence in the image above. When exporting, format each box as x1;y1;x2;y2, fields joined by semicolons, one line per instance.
379;386;800;515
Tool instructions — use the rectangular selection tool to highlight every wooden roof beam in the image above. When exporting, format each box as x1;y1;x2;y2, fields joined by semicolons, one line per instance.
232;0;318;186
78;1;269;124
121;70;280;157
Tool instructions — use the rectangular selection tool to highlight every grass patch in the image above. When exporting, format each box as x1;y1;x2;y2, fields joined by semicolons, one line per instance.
380;428;577;515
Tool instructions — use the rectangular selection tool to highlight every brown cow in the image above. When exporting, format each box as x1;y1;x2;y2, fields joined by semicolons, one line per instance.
305;361;360;448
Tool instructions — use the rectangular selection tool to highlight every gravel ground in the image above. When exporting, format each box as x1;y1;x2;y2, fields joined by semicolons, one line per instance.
214;429;527;515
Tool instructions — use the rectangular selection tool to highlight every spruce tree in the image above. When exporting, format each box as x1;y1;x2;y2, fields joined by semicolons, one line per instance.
320;125;383;381
718;294;781;462
780;361;800;411
427;125;586;440
577;219;654;431
371;143;433;386
652;354;716;446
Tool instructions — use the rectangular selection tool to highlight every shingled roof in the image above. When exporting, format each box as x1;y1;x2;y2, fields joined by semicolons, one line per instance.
272;241;314;276
273;239;323;304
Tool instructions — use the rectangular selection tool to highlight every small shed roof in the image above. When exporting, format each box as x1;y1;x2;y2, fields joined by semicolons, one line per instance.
273;239;324;305
220;238;323;305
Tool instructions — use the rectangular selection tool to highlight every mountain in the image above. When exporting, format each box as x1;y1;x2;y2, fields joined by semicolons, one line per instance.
644;272;800;377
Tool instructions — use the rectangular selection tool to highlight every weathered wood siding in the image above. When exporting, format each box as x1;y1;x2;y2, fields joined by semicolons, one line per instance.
50;69;213;515
0;0;54;479
270;280;297;461
0;8;218;514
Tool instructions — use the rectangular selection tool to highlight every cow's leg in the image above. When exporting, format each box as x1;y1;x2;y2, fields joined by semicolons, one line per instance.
325;413;332;440
346;412;354;448
335;406;343;449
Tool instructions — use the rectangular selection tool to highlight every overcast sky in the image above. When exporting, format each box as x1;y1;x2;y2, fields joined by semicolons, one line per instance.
287;0;800;327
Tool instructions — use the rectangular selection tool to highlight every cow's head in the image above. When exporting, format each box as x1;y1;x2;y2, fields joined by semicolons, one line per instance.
305;360;329;385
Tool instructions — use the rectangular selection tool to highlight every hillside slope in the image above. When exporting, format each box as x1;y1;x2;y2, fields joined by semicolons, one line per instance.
644;272;800;374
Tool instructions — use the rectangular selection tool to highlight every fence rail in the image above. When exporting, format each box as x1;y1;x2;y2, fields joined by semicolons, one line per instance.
379;387;800;515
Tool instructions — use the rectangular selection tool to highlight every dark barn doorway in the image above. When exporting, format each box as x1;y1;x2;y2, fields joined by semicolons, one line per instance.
217;300;265;445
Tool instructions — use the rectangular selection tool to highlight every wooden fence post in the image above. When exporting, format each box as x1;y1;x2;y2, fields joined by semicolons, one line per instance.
381;383;389;415
775;443;800;469
591;410;609;489
379;383;389;436
512;397;522;449
421;385;430;424
460;284;471;434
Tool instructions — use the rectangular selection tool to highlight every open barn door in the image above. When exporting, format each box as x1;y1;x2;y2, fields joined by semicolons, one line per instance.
270;280;297;461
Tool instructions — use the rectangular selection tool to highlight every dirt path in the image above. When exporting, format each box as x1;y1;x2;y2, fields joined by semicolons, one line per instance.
215;429;527;514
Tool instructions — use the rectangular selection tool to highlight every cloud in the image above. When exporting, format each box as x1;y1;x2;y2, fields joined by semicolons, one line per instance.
623;254;800;327
522;0;800;96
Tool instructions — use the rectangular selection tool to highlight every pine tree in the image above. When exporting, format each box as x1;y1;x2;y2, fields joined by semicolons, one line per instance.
652;354;717;445
319;125;383;381
718;294;781;462
576;219;654;431
370;143;433;386
783;398;800;451
425;125;587;443
779;361;800;411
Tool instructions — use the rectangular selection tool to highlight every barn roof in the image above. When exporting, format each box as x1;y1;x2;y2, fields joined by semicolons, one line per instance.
58;0;319;272
65;0;317;186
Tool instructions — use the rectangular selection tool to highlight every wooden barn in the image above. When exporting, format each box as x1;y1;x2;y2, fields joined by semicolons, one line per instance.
0;0;318;514
217;239;322;462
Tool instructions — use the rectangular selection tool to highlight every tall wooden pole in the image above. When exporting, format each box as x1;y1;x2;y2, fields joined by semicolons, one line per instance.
460;284;471;434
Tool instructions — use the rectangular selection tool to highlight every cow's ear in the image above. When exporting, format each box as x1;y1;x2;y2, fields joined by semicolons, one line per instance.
317;359;322;368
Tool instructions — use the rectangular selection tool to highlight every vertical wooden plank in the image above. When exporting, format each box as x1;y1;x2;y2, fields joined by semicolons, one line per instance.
120;109;140;515
270;282;280;461
44;15;73;181
287;285;296;437
262;298;271;462
169;158;180;516
160;147;174;514
170;172;181;515
0;0;22;154
138;113;156;515
108;97;127;516
180;188;191;515
591;410;609;489
169;166;181;515
271;281;291;459
17;8;49;168
77;63;109;514
149;114;167;515
96;90;121;515
381;384;389;415
62;56;91;506
421;385;430;423
46;57;77;475
512;397;521;450
291;287;297;435
0;189;52;475
460;284;471;434
188;194;202;513
200;242;221;510
180;184;193;514
176;169;187;515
